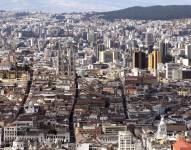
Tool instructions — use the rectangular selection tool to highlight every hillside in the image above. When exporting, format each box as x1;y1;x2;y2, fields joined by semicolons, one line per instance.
91;5;191;21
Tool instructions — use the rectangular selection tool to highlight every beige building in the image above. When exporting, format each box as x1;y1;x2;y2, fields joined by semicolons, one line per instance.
99;50;120;64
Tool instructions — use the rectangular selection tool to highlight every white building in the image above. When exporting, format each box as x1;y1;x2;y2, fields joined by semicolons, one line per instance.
182;58;190;66
99;50;120;64
76;143;107;150
155;116;167;140
3;125;70;144
118;131;135;150
142;117;172;150
4;126;17;143
12;138;26;150
165;63;180;80
172;69;183;80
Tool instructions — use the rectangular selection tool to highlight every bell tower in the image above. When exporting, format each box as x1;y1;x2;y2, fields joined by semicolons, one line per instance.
155;116;167;140
56;41;75;77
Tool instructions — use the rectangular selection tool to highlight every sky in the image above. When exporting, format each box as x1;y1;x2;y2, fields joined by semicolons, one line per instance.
0;0;191;12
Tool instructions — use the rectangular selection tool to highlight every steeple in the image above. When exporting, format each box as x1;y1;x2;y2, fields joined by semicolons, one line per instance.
155;116;167;140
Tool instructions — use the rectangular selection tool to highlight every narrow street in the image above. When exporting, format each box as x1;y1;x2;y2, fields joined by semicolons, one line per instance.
119;80;128;119
69;74;79;143
11;69;33;123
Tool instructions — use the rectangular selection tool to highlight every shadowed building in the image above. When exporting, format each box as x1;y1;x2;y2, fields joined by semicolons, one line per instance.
133;51;147;69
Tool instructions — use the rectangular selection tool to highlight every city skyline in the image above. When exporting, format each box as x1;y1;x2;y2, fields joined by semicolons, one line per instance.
1;0;191;12
1;0;191;149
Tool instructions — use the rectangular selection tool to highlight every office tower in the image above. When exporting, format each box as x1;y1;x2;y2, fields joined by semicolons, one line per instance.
99;50;120;64
104;34;114;49
127;40;138;61
148;45;154;54
185;44;191;59
159;40;166;63
87;30;97;47
128;40;138;51
120;40;126;51
159;40;169;63
148;50;161;72
145;33;154;47
133;51;147;69
118;131;135;150
104;34;110;49
56;41;75;77
82;31;88;41
165;63;180;80
95;43;105;59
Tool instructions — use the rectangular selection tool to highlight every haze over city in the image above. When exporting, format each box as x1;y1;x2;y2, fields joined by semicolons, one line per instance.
1;0;191;12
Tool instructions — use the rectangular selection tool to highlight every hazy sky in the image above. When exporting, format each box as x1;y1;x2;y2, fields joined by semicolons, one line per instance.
1;0;191;12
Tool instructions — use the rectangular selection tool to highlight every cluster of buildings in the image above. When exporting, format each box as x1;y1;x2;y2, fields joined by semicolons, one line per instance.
0;11;190;150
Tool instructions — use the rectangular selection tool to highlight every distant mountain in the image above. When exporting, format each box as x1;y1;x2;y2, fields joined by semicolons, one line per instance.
90;5;191;21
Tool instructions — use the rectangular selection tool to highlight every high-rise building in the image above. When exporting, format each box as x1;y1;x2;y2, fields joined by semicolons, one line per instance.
159;40;166;63
148;50;161;72
165;63;180;80
128;40;138;51
159;40;170;63
185;44;191;59
99;50;120;64
87;30;97;47
145;33;154;47
95;43;105;59
148;45;154;53
133;51;147;69
104;34;114;49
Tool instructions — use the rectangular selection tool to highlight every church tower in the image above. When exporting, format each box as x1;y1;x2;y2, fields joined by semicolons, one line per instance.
56;41;75;77
155;116;167;140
